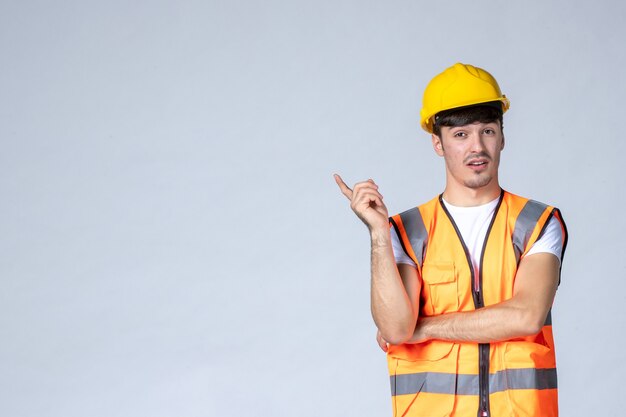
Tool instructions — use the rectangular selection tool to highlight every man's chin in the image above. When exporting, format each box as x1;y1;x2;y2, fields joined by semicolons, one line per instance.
463;175;493;189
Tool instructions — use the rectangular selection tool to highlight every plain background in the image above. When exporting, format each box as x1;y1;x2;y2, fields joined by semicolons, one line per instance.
1;1;624;416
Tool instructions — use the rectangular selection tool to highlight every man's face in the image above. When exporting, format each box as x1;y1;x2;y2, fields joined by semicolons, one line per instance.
432;121;505;190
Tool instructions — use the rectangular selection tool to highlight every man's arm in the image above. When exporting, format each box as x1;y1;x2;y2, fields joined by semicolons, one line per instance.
370;234;421;344
408;252;560;344
334;174;420;344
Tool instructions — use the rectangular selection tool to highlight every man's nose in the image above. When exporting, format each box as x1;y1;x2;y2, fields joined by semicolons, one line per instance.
469;131;487;152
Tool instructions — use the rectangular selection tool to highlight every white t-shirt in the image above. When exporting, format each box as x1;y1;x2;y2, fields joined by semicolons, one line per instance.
391;197;564;274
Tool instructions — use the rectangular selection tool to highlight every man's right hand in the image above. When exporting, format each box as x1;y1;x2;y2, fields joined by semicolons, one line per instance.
334;174;389;232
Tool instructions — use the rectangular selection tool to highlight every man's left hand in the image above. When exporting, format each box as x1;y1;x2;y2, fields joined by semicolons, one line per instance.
376;329;389;352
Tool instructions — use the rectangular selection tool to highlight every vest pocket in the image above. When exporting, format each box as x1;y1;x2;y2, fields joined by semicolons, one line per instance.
389;342;459;417
422;262;459;314
500;341;558;417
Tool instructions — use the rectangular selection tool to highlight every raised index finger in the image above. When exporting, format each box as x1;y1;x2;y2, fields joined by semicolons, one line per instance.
333;173;353;199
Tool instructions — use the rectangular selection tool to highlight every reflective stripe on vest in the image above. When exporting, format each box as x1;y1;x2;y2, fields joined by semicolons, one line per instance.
391;367;558;396
512;199;549;264
389;207;428;271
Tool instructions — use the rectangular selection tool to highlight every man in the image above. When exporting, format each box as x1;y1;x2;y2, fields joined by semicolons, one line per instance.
334;63;568;417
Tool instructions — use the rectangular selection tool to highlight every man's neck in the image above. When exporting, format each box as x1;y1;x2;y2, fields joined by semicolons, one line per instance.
441;183;502;207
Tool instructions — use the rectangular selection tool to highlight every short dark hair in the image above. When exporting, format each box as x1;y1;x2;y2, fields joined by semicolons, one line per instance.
432;102;504;137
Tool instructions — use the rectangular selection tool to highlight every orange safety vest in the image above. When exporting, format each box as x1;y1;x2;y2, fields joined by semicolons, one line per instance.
387;190;568;417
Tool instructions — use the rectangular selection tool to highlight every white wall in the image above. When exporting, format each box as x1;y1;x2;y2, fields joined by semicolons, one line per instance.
1;1;623;416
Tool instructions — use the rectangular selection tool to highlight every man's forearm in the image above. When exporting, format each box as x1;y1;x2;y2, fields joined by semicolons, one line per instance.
370;227;419;345
407;253;559;344
409;298;544;344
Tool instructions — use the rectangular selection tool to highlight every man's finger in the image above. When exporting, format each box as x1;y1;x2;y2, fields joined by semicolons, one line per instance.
333;174;353;199
353;180;379;192
353;188;384;204
376;330;389;352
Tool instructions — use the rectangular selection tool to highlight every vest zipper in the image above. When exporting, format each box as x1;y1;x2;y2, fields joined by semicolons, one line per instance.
439;190;504;417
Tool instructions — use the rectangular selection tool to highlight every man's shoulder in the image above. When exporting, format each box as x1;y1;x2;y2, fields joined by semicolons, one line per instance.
390;195;440;220
502;190;557;212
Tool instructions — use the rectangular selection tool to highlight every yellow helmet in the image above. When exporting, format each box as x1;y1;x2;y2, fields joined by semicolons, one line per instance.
420;63;510;133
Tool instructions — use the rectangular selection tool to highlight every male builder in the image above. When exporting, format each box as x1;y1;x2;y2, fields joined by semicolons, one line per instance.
334;63;568;416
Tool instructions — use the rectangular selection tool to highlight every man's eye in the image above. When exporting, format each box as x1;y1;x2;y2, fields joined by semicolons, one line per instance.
454;132;466;138
484;129;495;134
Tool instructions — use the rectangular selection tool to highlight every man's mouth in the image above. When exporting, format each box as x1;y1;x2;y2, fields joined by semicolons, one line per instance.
466;159;489;170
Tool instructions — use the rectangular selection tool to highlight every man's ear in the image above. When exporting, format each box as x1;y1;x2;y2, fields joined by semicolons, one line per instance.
501;134;505;151
432;134;444;156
